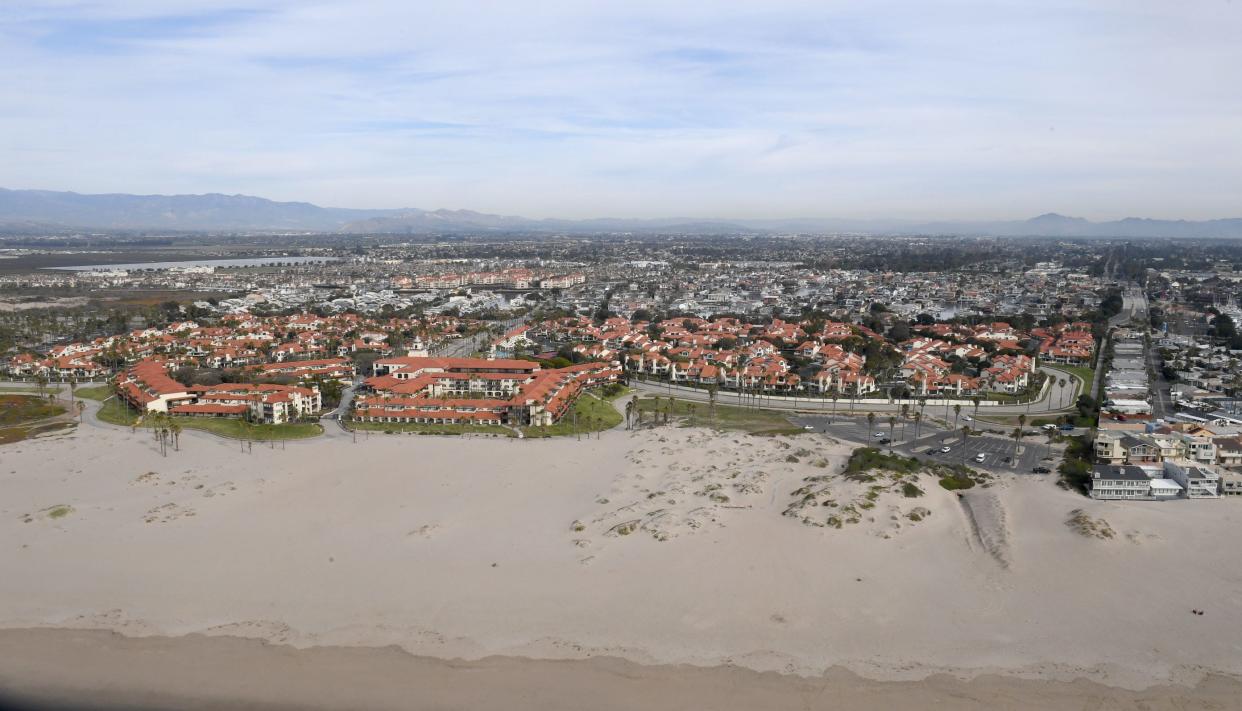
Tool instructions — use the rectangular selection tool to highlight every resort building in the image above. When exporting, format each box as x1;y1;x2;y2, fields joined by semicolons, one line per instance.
355;356;620;427
170;383;322;424
116;360;195;413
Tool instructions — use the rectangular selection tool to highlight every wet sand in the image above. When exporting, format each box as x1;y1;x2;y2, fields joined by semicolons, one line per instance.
3;628;1240;711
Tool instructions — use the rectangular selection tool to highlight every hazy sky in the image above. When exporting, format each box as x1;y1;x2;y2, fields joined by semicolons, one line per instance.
3;1;1240;220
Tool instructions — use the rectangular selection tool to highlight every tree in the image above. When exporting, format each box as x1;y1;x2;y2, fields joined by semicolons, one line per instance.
887;416;896;452
913;411;923;440
1011;427;1023;465
34;372;48;397
1058;377;1068;406
75;400;85;421
866;412;876;440
972;396;982;419
169;420;182;452
953;403;961;430
624;399;634;429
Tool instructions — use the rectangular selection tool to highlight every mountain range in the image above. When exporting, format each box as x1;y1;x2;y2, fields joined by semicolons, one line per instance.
2;188;1241;238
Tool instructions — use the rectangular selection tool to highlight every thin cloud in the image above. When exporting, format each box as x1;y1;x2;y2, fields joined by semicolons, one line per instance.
0;0;1239;220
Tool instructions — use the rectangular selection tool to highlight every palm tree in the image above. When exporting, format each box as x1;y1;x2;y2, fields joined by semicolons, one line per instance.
707;384;718;423
624;399;634;429
953;403;962;430
829;388;840;423
960;426;970;464
1011;427;1023;466
1058;377;1068;406
972;396;982;420
688;402;697;426
151;413;168;457
866;412;876;440
69;379;77;408
75;401;85;421
887;416;896;452
169;420;182;451
913;411;923;440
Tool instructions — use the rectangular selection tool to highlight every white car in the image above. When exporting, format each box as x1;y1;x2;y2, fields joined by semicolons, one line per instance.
963;415;972;421
874;432;886;438
974;453;986;463
940;446;952;453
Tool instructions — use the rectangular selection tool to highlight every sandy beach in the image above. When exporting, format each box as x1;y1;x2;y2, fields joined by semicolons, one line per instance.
3;418;1242;707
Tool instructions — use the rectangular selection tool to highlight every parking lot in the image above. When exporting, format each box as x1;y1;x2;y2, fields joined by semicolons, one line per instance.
908;432;1052;473
793;414;1056;474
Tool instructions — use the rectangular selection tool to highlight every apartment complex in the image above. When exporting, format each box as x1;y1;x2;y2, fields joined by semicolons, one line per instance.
117;359;322;423
355;356;620;427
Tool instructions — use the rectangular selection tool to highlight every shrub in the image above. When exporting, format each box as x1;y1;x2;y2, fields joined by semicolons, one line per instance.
939;475;976;491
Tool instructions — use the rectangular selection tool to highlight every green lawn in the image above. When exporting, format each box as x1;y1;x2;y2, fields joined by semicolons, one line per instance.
168;417;323;441
348;420;515;437
95;397;321;440
598;384;633;401
633;396;805;436
96;397;139;427
1045;365;1094;398
72;384;113;401
522;392;624;438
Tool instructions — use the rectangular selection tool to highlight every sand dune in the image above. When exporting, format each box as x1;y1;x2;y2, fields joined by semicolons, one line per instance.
2;420;1242;702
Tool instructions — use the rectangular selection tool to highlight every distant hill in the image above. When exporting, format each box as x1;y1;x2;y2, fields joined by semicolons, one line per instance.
0;188;393;231
2;188;1241;237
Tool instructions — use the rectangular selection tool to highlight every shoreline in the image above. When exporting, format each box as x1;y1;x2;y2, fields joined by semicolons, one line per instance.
3;627;1240;711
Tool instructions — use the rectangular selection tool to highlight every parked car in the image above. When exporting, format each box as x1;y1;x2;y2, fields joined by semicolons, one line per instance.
974;453;986;463
939;446;952;453
1059;424;1076;431
1031;466;1052;474
963;415;972;422
873;432;886;438
879;437;891;444
1042;423;1058;431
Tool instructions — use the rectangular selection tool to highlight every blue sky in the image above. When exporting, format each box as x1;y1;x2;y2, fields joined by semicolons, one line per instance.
2;1;1240;220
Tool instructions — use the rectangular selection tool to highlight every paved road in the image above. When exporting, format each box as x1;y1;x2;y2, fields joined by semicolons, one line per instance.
1111;283;1148;329
431;316;527;359
1147;345;1172;420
